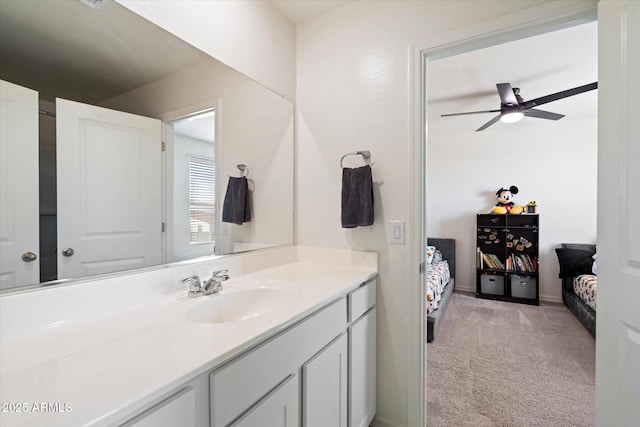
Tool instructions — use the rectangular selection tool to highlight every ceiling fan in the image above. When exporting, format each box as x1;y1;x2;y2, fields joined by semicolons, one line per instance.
441;82;597;131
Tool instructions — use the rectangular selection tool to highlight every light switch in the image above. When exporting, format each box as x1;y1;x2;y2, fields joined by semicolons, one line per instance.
390;220;405;244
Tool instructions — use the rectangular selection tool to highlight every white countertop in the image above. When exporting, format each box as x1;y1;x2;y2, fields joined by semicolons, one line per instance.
0;247;377;426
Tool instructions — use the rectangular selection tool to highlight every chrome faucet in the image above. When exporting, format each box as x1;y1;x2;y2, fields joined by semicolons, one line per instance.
180;270;230;298
203;270;230;295
180;275;204;298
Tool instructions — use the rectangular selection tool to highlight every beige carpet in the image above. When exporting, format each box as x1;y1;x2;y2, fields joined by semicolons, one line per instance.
427;292;595;427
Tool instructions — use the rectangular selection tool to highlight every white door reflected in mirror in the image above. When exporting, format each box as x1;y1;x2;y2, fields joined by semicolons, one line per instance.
0;80;40;289
56;98;162;279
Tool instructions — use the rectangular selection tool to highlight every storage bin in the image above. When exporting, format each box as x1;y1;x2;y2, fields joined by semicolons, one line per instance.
480;274;504;295
510;274;536;299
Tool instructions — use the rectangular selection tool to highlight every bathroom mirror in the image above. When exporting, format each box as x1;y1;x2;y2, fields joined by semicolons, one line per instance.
0;0;294;291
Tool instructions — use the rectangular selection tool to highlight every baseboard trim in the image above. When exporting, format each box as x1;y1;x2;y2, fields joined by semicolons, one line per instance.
370;415;400;427
453;284;475;293
539;294;562;303
453;285;562;304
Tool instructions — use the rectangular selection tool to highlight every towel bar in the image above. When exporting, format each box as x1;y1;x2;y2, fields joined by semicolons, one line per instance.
340;151;374;168
236;164;248;177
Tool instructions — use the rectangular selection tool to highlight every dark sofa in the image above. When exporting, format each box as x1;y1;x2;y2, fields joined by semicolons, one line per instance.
426;238;455;343
558;243;596;338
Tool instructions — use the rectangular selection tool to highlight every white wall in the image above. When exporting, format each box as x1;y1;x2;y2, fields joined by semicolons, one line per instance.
116;0;296;101
115;0;599;425
427;117;597;301
102;58;294;256
296;1;596;426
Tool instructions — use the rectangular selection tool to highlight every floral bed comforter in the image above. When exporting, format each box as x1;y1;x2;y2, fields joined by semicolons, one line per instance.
573;274;597;311
425;260;451;315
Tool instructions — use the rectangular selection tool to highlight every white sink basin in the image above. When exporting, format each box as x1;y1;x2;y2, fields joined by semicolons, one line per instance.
185;280;301;324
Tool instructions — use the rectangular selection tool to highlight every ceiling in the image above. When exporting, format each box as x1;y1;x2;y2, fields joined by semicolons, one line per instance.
271;0;355;24
173;111;216;143
427;21;598;136
0;0;209;104
0;0;352;104
1;0;596;130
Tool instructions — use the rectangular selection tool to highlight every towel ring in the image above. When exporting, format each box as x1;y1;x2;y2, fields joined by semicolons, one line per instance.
340;151;374;168
237;164;248;177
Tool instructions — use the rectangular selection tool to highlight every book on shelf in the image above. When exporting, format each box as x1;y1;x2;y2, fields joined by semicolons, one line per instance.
479;252;504;270
506;253;537;272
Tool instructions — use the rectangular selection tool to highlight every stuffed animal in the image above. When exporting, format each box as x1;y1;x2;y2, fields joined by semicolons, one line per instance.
492;185;524;214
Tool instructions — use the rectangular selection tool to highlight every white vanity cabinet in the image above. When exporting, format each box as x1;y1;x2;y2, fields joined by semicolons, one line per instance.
348;279;377;427
122;387;196;427
231;374;299;427
210;298;347;426
121;374;210;427
120;277;377;427
302;333;348;427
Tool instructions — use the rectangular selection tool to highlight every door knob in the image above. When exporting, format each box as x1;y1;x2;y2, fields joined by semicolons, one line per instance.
22;252;38;262
62;248;75;257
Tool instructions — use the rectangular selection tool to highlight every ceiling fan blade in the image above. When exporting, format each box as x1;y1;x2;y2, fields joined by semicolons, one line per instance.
525;108;565;120
496;83;519;105
429;89;497;104
441;109;500;117
523;82;597;108
476;114;501;132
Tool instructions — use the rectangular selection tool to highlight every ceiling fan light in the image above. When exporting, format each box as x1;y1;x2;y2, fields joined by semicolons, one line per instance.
500;111;524;123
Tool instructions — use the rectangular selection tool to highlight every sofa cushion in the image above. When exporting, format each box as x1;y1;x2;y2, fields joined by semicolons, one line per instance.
555;247;596;278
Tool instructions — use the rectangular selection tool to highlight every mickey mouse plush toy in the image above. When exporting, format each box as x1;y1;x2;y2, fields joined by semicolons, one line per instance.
491;185;524;215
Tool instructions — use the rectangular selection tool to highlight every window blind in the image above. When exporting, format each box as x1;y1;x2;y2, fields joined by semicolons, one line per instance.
188;155;215;243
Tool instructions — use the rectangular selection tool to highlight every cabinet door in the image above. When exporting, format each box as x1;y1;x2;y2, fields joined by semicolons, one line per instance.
123;387;196;427
349;307;376;427
303;333;348;427
232;375;299;427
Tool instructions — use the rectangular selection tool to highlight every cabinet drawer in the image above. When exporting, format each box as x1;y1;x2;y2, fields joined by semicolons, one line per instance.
348;279;376;322
210;298;347;427
477;214;505;227
506;214;538;227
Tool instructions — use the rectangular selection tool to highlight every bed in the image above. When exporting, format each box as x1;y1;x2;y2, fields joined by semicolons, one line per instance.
555;243;596;338
426;238;455;343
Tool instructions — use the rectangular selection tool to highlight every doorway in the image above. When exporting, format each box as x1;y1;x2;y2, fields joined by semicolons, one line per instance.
417;15;598;427
165;109;217;263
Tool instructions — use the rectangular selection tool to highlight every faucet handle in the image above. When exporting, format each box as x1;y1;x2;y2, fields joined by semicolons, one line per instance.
211;269;229;276
210;270;230;281
180;275;203;297
180;274;200;284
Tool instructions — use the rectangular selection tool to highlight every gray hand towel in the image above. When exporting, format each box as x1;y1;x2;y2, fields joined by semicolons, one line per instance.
341;165;373;228
222;176;251;225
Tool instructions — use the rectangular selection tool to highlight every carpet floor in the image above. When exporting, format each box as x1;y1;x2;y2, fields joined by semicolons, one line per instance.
426;292;595;427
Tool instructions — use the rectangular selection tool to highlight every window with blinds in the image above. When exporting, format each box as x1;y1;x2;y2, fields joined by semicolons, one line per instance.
189;155;215;244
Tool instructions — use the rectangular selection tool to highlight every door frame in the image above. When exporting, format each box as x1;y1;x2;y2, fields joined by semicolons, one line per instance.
408;3;597;425
161;100;220;262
